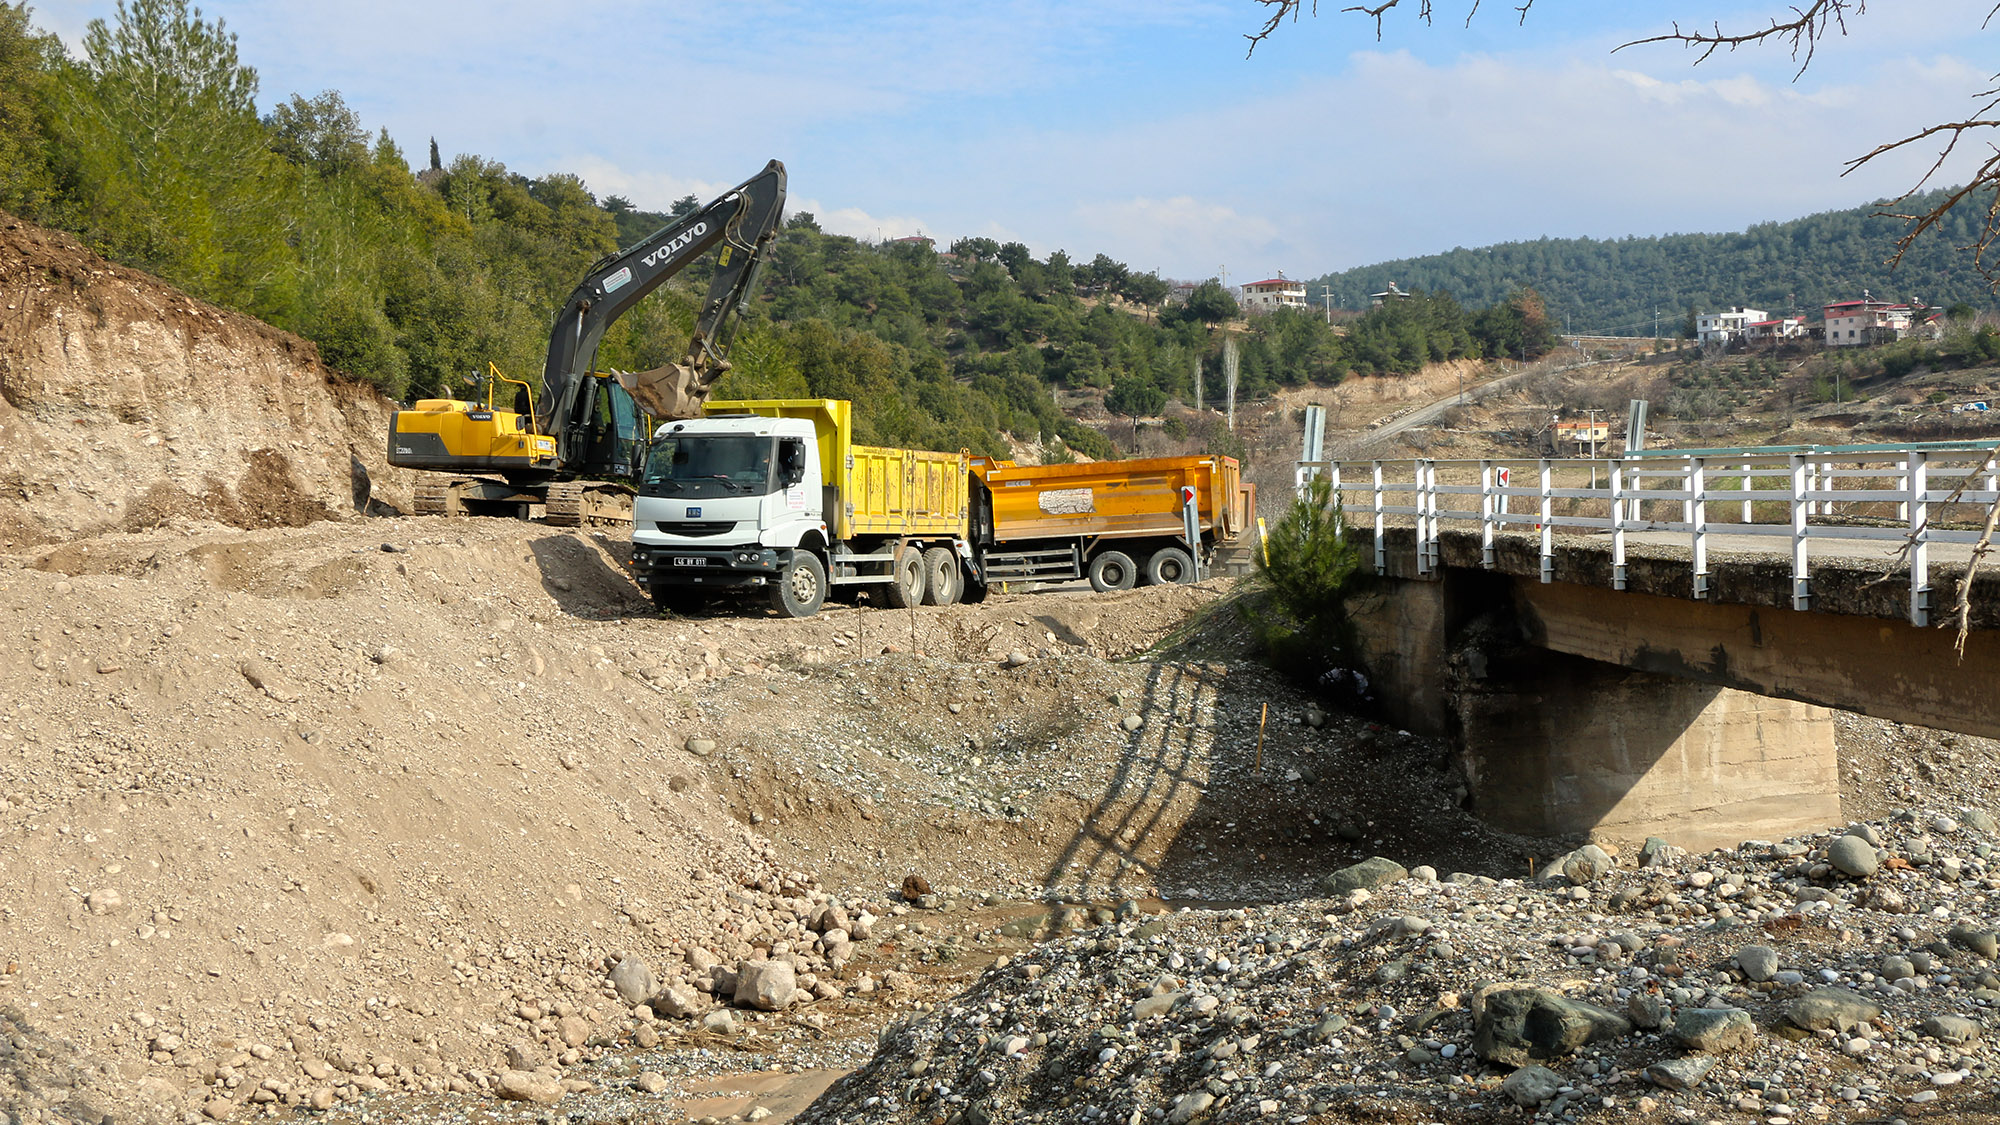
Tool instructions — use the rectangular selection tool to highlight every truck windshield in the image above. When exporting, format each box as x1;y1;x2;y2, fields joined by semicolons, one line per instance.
640;435;776;498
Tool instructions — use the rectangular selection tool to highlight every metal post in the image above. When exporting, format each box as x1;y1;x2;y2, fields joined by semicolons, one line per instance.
1416;460;1435;576
1371;461;1386;575
1789;454;1811;611
1538;459;1554;584
1610;459;1628;591
1480;461;1496;568
1741;462;1753;524
1181;484;1204;583
1909;451;1930;626
1691;456;1709;599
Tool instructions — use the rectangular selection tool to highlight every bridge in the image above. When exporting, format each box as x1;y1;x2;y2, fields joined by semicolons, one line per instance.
1298;441;2000;850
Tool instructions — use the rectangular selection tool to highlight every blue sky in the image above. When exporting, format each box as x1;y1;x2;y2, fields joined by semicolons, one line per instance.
32;1;2000;286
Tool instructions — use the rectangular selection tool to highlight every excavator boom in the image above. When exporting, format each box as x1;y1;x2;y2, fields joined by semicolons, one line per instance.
540;160;787;472
386;159;786;524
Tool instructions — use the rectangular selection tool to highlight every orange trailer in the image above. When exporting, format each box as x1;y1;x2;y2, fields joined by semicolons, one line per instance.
970;454;1252;590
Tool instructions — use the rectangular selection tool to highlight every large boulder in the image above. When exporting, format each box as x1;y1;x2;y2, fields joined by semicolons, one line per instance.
1562;844;1614;885
1319;856;1408;897
1473;988;1632;1067
734;959;797;1012
495;1070;563;1104
607;957;656;1006
1500;1065;1563;1107
1672;1007;1756;1053
1827;834;1880;878
1785;988;1881;1034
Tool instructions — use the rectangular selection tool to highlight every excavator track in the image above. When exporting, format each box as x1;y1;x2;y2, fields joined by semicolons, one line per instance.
543;482;633;528
545;482;583;527
413;480;461;517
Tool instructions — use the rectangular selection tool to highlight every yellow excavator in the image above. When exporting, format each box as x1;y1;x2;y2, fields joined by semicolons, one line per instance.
386;160;787;525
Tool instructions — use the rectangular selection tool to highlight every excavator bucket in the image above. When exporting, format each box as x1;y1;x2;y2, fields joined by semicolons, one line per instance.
617;360;730;421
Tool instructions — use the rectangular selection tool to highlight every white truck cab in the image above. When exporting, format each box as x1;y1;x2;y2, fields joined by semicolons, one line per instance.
629;414;829;613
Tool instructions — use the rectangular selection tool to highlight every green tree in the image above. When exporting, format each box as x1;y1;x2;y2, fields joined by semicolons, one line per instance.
1176;278;1239;325
1250;477;1366;686
264;89;367;176
0;2;65;217
60;0;294;316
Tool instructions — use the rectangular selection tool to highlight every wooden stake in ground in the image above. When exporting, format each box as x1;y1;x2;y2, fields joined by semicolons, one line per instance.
1254;702;1268;772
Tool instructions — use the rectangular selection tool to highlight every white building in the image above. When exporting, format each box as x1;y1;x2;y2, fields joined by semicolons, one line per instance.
1696;306;1767;345
1743;316;1808;343
1240;276;1308;314
1823;298;1912;346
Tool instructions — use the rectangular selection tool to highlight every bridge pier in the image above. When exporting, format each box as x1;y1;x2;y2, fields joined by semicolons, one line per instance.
1348;569;1841;851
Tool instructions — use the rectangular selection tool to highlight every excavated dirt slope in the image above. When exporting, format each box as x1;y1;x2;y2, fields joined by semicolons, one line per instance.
0;214;414;550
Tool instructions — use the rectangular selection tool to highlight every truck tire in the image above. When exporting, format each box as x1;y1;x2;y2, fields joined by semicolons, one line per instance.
1145;547;1196;586
920;546;962;606
1087;550;1137;593
884;544;927;608
770;552;827;618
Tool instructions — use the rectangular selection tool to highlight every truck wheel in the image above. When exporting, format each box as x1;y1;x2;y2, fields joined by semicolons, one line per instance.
770;552;827;618
920;546;962;606
1087;550;1137;593
650;583;704;616
884;544;927;608
1145;547;1196;586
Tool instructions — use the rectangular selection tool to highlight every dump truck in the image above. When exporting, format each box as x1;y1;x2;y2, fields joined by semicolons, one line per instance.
628;398;1251;617
973;454;1252;591
630;399;969;617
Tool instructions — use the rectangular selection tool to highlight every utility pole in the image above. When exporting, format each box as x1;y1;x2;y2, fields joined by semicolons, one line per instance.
1321;286;1333;324
1583;408;1602;460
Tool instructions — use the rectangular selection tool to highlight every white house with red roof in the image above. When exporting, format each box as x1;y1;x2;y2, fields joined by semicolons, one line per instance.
1823;296;1913;346
1241;275;1308;314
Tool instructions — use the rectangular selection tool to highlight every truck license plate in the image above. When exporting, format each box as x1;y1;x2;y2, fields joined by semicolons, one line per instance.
673;556;708;567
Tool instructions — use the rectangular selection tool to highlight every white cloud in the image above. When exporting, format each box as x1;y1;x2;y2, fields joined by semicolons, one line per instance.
1069;197;1281;280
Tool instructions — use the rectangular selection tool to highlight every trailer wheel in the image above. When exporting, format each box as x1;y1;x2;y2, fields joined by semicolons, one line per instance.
920;546;962;606
884;543;927;608
770;552;827;618
1087;550;1137;593
1145;547;1196;586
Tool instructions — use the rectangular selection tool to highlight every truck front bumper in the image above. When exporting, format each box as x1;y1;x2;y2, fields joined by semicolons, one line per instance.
631;544;784;589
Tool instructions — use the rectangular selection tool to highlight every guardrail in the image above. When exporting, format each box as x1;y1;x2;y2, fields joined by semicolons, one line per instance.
1297;441;2000;627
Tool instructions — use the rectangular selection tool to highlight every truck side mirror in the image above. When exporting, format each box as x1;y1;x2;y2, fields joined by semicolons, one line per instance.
780;440;806;486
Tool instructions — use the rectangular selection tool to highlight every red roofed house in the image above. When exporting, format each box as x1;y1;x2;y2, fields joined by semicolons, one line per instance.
1241;275;1308;314
1823;297;1918;347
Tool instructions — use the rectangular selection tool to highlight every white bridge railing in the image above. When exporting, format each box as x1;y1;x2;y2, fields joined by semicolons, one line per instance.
1296;441;2000;628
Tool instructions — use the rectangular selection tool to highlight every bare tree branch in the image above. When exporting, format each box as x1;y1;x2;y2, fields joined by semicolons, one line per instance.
1612;1;1858;79
1952;484;1999;659
1840;92;2000;282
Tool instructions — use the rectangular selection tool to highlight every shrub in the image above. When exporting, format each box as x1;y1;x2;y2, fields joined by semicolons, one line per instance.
1248;477;1367;686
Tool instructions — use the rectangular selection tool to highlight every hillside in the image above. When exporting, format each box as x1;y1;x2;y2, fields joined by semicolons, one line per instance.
1308;186;1995;336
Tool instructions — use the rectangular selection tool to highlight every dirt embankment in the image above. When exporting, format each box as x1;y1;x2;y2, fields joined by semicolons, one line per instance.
0;214;416;550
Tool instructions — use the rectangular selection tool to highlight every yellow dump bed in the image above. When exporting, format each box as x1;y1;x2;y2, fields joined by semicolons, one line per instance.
702;399;967;539
978;454;1245;543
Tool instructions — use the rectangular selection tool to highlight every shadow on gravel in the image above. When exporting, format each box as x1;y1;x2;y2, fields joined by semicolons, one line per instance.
527;534;650;619
1035;653;1567;904
0;1005;111;1124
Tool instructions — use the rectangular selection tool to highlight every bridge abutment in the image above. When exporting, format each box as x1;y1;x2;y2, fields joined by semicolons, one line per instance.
1348;570;1842;850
